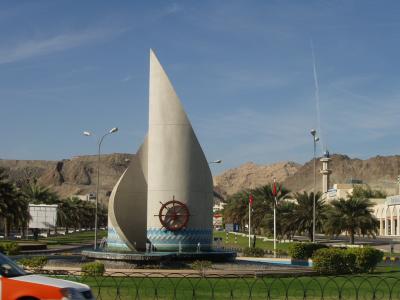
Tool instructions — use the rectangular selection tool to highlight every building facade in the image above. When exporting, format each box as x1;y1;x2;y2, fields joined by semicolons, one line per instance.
373;195;400;236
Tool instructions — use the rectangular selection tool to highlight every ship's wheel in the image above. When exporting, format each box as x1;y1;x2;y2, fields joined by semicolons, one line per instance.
158;196;190;231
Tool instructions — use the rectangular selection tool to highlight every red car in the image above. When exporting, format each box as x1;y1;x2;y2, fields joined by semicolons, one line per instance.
0;253;95;300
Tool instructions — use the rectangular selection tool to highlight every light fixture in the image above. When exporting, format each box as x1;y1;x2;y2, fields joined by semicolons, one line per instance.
209;160;222;164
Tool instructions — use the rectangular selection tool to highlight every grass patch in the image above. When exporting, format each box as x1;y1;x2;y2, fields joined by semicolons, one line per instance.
3;230;107;246
213;231;291;253
43;230;107;245
54;270;400;300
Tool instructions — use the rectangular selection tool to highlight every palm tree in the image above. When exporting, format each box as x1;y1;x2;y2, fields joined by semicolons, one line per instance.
0;168;31;237
290;191;326;241
263;200;297;239
98;204;108;228
0;168;15;237
7;191;30;238
352;185;386;199
252;185;291;236
223;190;251;231
324;197;379;244
23;180;58;204
222;185;292;236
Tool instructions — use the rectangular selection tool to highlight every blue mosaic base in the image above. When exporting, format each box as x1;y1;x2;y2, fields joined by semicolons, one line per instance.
147;228;212;251
107;225;130;250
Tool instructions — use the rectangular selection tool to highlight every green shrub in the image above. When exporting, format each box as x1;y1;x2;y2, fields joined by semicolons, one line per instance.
0;242;20;255
276;249;288;256
243;247;265;257
288;243;327;260
347;247;383;273
191;260;212;270
312;248;357;274
81;262;105;276
312;247;383;275
18;256;48;272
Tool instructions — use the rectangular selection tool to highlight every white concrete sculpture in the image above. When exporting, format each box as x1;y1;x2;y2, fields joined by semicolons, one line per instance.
108;50;213;251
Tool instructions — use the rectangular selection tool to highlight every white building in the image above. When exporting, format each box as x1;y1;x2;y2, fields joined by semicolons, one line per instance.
373;195;400;236
317;152;399;238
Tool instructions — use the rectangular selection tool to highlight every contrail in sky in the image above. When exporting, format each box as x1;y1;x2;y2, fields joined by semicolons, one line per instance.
310;39;325;153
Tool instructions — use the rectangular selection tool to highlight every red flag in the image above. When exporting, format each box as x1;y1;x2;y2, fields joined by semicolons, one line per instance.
272;179;277;197
249;194;254;206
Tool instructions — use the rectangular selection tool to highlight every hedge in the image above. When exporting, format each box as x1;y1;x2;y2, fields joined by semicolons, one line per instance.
81;262;105;276
243;247;265;257
0;242;20;255
191;260;212;270
288;243;327;260
312;247;383;274
347;247;384;273
19;256;48;272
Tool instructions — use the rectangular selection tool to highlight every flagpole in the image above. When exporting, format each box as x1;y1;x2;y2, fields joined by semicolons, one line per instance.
249;198;251;248
273;178;277;258
274;195;276;257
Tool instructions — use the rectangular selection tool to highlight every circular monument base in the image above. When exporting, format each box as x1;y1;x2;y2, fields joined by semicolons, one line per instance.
82;249;236;264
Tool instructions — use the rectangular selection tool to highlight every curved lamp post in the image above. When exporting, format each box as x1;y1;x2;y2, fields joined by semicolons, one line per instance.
83;127;118;250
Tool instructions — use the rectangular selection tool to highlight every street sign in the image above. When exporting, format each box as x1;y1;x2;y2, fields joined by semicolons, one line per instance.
29;204;58;229
225;223;239;232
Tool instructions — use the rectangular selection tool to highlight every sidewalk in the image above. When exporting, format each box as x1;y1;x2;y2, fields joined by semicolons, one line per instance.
42;263;315;277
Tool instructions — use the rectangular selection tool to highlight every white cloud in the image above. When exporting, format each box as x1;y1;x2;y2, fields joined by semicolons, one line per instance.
163;3;182;16
0;26;128;65
122;75;132;82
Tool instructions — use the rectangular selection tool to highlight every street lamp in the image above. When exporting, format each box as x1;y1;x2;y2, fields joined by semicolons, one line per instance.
310;129;319;243
209;160;222;164
83;127;118;250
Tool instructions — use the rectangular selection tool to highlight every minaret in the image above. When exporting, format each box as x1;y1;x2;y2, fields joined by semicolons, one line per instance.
320;150;332;194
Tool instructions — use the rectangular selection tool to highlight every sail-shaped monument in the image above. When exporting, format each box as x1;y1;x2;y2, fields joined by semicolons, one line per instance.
107;50;213;252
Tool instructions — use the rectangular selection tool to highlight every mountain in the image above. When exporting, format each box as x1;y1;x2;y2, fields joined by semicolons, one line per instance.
0;154;133;203
213;161;301;197
283;154;400;195
1;153;400;201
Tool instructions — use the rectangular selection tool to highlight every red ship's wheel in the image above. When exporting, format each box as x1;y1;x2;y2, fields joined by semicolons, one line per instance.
158;197;190;231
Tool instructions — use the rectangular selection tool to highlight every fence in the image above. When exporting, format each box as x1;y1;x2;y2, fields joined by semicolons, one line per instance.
44;270;400;300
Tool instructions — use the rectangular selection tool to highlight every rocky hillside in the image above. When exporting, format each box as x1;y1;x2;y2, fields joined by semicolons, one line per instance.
283;154;400;195
1;153;400;202
213;161;301;197
0;154;133;203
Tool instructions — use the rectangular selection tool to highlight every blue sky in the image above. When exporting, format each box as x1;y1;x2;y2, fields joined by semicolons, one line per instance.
1;1;400;174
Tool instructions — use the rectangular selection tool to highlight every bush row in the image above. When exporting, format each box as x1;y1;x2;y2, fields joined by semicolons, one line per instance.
81;262;105;276
243;247;265;257
242;247;288;257
191;260;212;270
312;247;383;274
19;256;48;271
0;242;20;255
288;243;328;260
